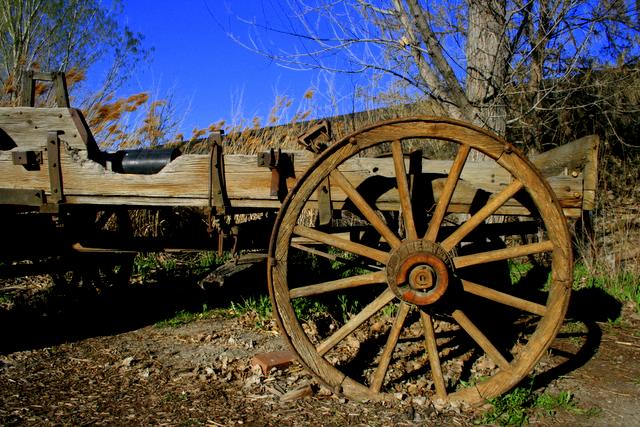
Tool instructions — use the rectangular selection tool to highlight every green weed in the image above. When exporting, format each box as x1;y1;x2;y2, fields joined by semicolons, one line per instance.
381;303;398;317
292;297;328;321
156;304;214;328
537;390;600;417
509;261;534;285
573;263;640;313
534;390;576;415
478;384;592;426
196;251;230;269
607;316;624;326
328;248;371;278
337;294;362;323
133;253;178;278
229;295;272;324
0;294;12;307
478;385;535;426
560;321;588;346
161;257;177;270
133;253;160;279
133;251;230;282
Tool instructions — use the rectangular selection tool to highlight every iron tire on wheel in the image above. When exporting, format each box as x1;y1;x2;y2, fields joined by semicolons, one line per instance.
268;117;572;405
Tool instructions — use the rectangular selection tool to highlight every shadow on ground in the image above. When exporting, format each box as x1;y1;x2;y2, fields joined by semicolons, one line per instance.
0;259;269;354
533;286;622;389
1;256;625;401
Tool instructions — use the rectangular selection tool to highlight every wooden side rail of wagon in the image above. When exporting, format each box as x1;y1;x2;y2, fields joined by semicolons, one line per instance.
0;71;600;407
0;107;597;216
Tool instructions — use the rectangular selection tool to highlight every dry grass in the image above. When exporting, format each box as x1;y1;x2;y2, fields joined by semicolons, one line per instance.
180;97;443;155
575;147;640;308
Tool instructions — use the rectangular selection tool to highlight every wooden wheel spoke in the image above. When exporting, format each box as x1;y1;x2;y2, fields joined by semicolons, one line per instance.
290;242;339;262
441;180;524;251
391;140;418;240
462;280;547;316
293;225;389;264
317;289;396;356
451;309;510;370
453;240;554;269
290;271;386;298
424;144;471;242
330;169;401;249
370;302;410;392
420;310;447;399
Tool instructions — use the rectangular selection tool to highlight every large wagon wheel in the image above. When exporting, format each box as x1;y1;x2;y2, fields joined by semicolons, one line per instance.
268;117;572;405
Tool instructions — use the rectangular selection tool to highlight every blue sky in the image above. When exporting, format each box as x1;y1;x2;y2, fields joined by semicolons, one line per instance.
114;0;358;136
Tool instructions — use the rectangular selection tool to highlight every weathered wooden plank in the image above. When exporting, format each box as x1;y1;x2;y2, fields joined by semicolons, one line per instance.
1;108;597;216
0;107;94;151
529;134;598;178
0;149;587;214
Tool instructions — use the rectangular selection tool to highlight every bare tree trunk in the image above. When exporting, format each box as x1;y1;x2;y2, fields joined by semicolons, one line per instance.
465;0;508;136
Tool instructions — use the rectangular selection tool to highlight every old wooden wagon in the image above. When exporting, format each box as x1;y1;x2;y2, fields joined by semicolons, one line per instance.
0;72;598;405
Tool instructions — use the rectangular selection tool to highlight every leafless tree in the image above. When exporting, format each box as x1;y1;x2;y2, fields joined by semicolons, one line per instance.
0;1;187;149
226;0;639;144
0;0;148;109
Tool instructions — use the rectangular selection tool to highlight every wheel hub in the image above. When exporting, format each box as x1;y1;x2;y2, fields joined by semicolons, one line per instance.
386;240;454;306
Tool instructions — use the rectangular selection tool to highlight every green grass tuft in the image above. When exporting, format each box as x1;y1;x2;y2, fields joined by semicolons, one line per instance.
229;295;272;321
477;383;592;426
574;263;640;313
156;304;215;328
508;260;534;285
292;297;329;321
478;385;535;426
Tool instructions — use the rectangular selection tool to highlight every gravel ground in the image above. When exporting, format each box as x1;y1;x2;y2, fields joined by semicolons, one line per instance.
1;273;639;426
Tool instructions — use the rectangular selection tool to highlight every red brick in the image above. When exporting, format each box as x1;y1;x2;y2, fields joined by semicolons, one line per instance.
251;350;296;374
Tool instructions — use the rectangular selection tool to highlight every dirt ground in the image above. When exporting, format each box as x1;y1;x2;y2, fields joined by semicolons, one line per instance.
1;270;639;426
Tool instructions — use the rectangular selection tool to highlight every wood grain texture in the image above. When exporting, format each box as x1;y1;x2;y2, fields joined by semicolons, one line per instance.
1;109;595;216
316;288;396;356
420;311;447;399
451;309;510;370
0;107;93;151
293;225;389;264
461;280;547;316
289;271;386;298
370;302;410;392
330;168;401;248
0;148;588;215
453;240;554;269
424;144;470;241
391;140;418;239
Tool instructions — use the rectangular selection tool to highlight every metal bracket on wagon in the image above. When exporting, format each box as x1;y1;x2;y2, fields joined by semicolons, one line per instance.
12;150;43;170
257;149;295;201
207;131;229;215
297;120;334;223
297;120;332;154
